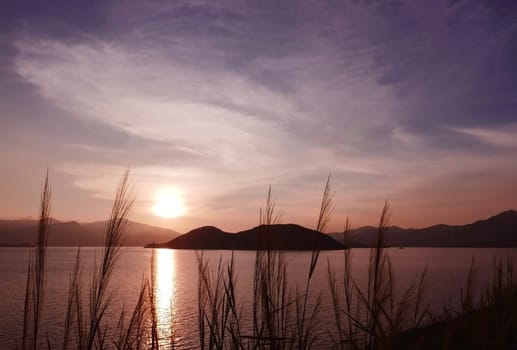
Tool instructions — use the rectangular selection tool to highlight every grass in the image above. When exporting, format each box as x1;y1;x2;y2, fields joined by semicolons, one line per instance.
16;172;517;349
22;171;51;350
326;201;429;350
252;185;290;349
388;255;517;349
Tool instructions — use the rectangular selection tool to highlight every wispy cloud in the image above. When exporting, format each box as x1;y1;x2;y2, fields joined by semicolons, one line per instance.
14;39;293;147
452;124;517;149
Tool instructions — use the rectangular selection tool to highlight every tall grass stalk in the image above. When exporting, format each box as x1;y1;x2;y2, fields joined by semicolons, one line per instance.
460;258;476;313
114;278;149;350
365;201;391;349
250;185;291;349
327;219;363;349
22;172;52;350
259;185;284;227
483;255;516;307
58;170;143;350
295;174;333;350
46;170;136;349
63;247;82;349
83;169;134;349
197;252;242;349
327;201;429;349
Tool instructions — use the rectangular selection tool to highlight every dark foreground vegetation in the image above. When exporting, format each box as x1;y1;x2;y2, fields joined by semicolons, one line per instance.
18;172;517;349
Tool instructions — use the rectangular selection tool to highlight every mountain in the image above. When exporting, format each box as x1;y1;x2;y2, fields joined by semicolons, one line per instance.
330;210;517;247
146;224;344;250
3;210;515;248
0;219;179;246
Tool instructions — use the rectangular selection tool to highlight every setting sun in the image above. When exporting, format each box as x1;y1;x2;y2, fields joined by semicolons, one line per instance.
152;188;186;218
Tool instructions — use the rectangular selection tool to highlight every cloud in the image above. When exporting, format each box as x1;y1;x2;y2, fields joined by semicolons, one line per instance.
3;0;517;230
14;38;313;175
452;124;517;149
12;29;399;167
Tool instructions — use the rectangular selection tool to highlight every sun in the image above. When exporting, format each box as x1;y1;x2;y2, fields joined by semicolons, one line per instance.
152;188;186;218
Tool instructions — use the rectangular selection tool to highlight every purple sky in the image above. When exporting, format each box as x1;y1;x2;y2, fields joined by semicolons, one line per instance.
1;0;516;232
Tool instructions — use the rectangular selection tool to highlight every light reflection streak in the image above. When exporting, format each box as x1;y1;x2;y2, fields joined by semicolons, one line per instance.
153;249;177;347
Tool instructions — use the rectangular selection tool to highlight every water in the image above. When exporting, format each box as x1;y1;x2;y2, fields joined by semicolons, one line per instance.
1;247;515;349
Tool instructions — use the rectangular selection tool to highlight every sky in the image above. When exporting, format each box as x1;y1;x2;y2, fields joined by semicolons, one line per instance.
1;0;516;233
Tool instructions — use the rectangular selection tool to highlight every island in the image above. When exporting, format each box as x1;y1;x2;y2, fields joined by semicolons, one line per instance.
145;224;344;250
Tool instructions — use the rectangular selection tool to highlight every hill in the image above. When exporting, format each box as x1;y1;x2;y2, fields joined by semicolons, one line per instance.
146;224;344;250
0;219;179;247
330;210;517;247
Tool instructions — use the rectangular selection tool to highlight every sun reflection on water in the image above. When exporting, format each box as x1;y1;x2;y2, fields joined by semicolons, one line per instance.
153;249;177;347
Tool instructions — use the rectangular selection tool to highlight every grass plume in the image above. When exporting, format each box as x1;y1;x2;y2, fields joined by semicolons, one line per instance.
251;185;292;349
295;175;334;349
84;169;134;349
22;171;52;350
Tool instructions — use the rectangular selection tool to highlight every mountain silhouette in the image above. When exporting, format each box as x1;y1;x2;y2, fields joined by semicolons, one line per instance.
3;210;515;248
330;210;517;247
146;223;343;250
0;219;179;246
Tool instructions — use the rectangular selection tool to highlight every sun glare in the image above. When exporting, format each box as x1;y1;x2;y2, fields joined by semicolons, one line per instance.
152;188;186;218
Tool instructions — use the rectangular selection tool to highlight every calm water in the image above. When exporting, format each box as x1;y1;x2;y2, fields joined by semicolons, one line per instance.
1;247;515;349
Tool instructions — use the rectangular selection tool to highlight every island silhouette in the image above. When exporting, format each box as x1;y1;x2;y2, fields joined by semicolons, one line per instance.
145;223;344;250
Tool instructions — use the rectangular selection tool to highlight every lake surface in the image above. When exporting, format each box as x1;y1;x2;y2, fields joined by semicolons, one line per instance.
1;247;516;349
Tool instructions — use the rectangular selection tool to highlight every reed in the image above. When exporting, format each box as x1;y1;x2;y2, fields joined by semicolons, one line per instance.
327;219;362;349
327;201;429;350
250;185;291;349
295;174;333;350
62;247;82;349
83;169;134;349
22;171;52;350
114;278;149;350
53;170;137;349
197;251;243;350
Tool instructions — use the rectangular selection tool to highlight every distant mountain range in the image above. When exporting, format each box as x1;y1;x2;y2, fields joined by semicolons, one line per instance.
330;210;517;247
146;224;343;250
2;210;516;248
0;219;179;247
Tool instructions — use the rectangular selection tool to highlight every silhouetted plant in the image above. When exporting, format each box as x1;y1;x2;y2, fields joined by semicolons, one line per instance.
55;170;137;349
197;252;242;350
63;247;82;350
84;169;134;349
327;202;429;350
22;171;52;350
295;174;334;350
250;185;292;350
114;279;149;350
